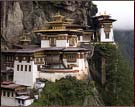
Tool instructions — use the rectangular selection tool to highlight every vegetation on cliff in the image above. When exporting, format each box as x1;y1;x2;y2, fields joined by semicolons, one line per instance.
114;30;134;69
32;43;133;106
92;43;134;106
32;77;97;106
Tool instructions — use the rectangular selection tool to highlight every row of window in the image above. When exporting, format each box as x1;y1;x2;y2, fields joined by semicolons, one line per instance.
4;63;14;68
35;58;44;62
1;90;14;97
67;55;76;62
17;65;31;72
49;37;77;47
6;56;14;62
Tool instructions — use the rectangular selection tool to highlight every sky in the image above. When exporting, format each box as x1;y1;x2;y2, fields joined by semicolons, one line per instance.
93;1;134;30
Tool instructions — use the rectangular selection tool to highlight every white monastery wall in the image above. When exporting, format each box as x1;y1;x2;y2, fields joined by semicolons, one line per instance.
41;40;50;48
63;58;85;70
39;59;89;82
56;40;68;47
1;96;18;106
80;36;83;42
100;28;114;42
39;72;78;82
24;99;34;106
13;61;39;87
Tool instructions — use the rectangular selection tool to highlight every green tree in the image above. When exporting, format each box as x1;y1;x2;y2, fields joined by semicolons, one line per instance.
32;77;95;106
95;44;134;106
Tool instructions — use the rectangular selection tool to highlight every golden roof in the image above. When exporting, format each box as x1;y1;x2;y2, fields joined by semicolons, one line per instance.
34;29;82;32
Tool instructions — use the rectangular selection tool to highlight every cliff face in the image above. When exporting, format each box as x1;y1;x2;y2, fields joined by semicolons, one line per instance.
114;30;134;69
1;1;97;47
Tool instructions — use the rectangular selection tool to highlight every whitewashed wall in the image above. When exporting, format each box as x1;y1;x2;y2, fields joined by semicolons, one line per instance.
100;28;114;42
39;72;78;82
41;40;50;48
56;40;69;47
63;58;85;70
1;96;18;106
24;99;34;106
13;61;39;87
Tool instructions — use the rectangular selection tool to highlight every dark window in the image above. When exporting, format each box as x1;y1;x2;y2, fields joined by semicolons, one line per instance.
9;75;13;81
6;56;9;61
8;56;11;61
11;92;14;97
38;65;40;71
105;32;110;39
18;99;21;104
21;65;23;71
3;91;6;96
68;1;71;3
25;65;27;71
29;65;31;72
67;54;76;62
17;65;19;71
78;36;80;40
22;100;24;104
7;91;10;97
50;37;56;46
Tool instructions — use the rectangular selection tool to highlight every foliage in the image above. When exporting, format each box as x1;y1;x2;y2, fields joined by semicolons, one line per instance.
32;77;94;106
94;43;134;106
114;30;134;69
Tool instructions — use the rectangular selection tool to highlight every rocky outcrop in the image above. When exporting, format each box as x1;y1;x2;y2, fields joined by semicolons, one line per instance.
1;1;97;48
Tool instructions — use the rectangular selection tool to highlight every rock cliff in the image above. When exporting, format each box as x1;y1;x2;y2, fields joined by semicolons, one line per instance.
1;1;97;48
